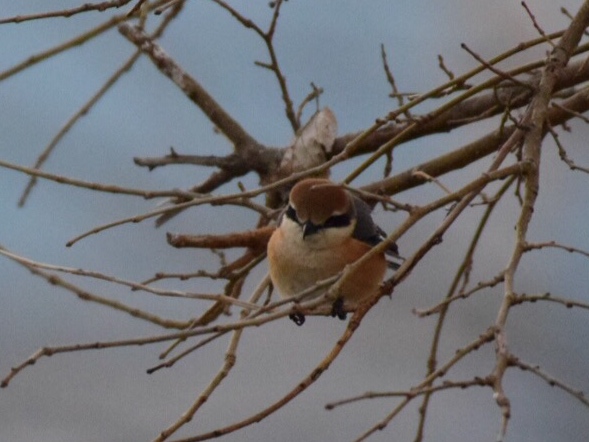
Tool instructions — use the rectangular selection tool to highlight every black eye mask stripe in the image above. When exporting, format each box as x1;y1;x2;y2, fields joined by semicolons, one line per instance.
285;205;351;233
322;213;351;229
285;205;299;223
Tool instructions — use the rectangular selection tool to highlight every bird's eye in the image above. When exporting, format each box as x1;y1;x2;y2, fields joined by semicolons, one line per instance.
285;205;299;224
323;214;351;229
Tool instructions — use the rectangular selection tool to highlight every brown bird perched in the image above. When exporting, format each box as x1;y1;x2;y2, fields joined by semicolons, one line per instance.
267;178;401;325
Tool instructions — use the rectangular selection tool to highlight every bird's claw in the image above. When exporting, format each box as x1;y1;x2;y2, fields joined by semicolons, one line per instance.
330;298;347;320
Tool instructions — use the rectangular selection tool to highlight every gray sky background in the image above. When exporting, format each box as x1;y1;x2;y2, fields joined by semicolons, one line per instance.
2;1;589;441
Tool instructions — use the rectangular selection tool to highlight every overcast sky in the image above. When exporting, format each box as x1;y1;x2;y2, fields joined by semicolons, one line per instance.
2;1;589;441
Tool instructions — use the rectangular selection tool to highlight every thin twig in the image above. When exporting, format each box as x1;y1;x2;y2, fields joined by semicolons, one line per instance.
547;123;589;174
492;4;589;439
0;16;123;82
414;272;505;317
461;43;533;89
512;292;589;311
326;376;492;410
411;170;453;195
509;355;589;407
0;158;202;199
155;274;270;441
521;1;556;48
524;240;589;259
0;303;303;388
18;50;141;206
0;246;259;309
66;123;404;246
295;83;323;125
413;175;514;441
212;0;298;131
16;1;185;205
0;0;132;24
381;44;411;117
552;100;589;124
0;247;190;330
354;328;496;441
437;54;455;81
168;296;380;442
147;332;226;374
118;23;260;148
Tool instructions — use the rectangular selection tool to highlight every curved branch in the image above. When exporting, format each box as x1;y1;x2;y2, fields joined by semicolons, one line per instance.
118;23;260;149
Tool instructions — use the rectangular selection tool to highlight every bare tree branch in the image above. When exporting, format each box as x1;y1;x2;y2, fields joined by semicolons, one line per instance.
492;3;589;439
363;83;589;196
118;23;261;149
4;3;589;441
0;0;133;24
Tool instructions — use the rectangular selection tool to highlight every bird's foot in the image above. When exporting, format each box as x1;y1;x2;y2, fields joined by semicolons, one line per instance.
289;313;306;326
330;298;347;320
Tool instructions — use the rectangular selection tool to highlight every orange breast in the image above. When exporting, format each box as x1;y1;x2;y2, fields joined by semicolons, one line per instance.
268;228;387;307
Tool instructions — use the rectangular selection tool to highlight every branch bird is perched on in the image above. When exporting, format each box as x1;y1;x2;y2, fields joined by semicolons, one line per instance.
268;178;401;325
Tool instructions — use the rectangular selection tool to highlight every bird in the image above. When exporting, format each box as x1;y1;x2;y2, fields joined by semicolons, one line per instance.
267;178;401;325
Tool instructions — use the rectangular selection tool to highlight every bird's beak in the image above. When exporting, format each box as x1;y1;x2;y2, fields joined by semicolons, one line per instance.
302;221;320;239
